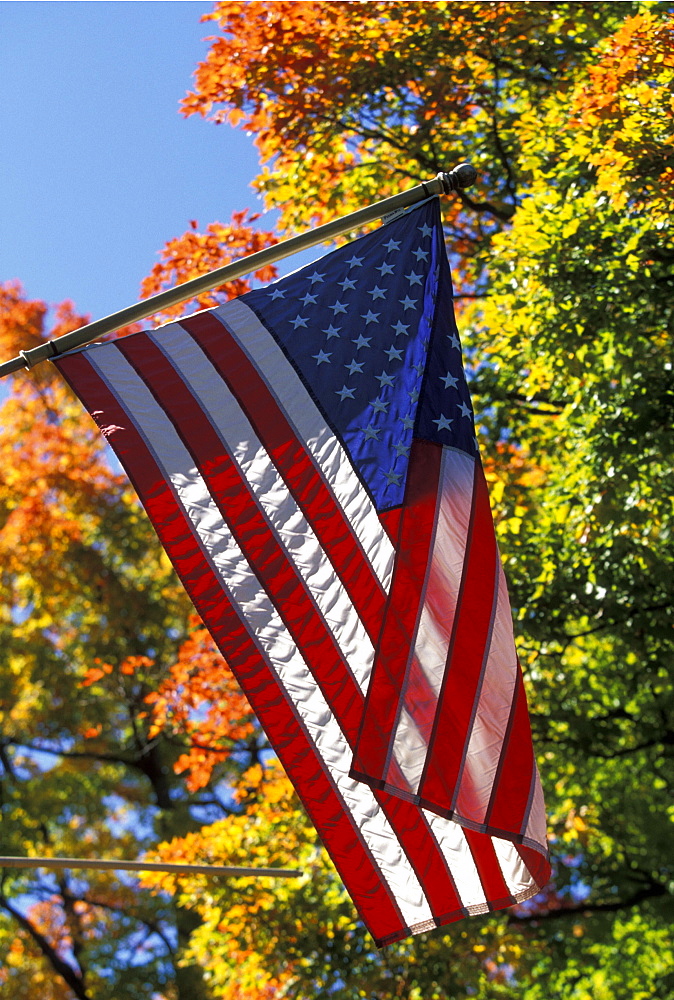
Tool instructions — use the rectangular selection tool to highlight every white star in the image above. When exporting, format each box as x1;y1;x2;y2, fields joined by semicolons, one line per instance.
383;468;402;486
345;359;364;375
399;295;416;311
291;315;308;329
368;285;387;300
330;300;347;315
376;371;395;388
408;388;420;403
346;254;363;268
269;287;286;300
440;372;459;389
352;334;371;350
412;361;425;375
362;424;380;441
413;247;429;262
448;333;461;350
433;414;453;431
336;385;355;401
370;397;389;414
385;345;403;361
339;276;357;291
418;223;433;238
313;350;332;365
384;238;401;253
362;310;380;325
401;414;415;430
459;401;473;419
301;291;318;306
377;261;395;277
324;324;341;339
309;271;326;284
406;271;423;286
392;320;409;336
393;440;410;457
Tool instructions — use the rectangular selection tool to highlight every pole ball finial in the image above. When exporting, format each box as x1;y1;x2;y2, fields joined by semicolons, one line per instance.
438;164;477;193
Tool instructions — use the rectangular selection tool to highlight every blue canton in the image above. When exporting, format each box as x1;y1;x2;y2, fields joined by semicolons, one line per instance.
242;198;476;511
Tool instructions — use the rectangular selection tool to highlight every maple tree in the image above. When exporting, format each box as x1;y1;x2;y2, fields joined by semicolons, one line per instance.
139;210;278;323
181;1;636;285
1;2;673;997
151;4;674;996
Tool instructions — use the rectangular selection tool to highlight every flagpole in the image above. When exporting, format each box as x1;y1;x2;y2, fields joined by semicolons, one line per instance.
0;164;476;379
0;856;302;878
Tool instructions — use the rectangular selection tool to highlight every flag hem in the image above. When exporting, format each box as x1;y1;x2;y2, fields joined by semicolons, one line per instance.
377;877;547;948
349;766;550;859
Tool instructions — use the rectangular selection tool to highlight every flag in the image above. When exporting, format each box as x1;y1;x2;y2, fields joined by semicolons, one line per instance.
55;198;550;946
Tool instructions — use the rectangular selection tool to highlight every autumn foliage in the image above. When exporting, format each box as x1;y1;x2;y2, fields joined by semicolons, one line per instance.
570;11;674;211
140;210;279;322
145;619;255;793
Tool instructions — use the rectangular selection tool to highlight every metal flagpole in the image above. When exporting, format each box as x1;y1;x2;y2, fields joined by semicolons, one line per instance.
0;857;302;878
0;164;476;379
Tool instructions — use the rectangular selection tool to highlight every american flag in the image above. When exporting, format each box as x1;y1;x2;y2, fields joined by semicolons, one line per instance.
56;198;549;946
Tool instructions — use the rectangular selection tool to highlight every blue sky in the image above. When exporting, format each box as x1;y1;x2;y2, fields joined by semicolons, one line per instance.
0;1;265;326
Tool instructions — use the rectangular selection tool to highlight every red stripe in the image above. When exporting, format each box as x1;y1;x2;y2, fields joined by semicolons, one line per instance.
384;455;480;783
379;506;402;542
55;349;407;946
374;789;466;937
381;653;443;788
419;464;499;812
463;829;515;909
484;667;535;834
351;439;443;781
181;311;388;644
375;788;464;919
117;334;365;743
105;338;465;922
518;844;551;890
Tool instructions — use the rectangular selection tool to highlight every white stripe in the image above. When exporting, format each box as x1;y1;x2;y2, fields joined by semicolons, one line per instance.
423;810;488;910
215;299;396;591
387;705;431;793
416;449;477;694
454;559;518;824
88;345;436;929
387;448;476;793
523;764;548;850
148;324;376;694
492;837;535;898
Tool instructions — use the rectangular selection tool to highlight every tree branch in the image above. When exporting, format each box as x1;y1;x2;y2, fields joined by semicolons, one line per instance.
562;603;672;640
60;889;176;956
510;880;668;923
457;188;516;222
0;893;91;1000
7;739;151;770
